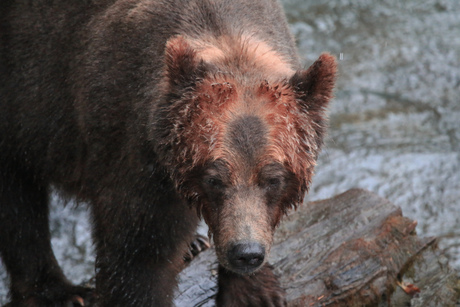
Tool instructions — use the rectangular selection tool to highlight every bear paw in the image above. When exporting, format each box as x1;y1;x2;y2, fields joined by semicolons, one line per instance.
5;285;95;307
184;234;211;263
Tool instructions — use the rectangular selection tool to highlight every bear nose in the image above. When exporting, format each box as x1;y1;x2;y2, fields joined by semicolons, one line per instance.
227;242;265;273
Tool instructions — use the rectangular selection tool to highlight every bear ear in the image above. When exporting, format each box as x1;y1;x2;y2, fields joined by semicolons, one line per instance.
164;35;209;89
289;53;337;113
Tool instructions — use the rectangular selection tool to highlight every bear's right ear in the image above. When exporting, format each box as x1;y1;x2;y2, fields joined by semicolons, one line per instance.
289;53;337;114
164;35;208;89
288;53;337;156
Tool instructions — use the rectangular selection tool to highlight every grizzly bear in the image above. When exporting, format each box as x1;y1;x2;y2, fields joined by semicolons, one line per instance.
0;0;336;306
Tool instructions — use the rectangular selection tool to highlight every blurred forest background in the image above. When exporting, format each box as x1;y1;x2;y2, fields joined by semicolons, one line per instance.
1;0;459;303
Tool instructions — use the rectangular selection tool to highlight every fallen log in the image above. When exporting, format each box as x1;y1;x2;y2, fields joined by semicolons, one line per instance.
174;188;460;306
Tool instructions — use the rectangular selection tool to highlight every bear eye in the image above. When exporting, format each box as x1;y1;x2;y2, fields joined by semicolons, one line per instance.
263;177;282;191
205;177;225;189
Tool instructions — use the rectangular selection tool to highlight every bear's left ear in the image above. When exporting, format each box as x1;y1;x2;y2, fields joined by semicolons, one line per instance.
164;35;209;89
289;53;337;114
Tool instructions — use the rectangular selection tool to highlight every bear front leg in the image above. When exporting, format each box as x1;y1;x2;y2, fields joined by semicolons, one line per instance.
0;165;95;307
216;263;287;307
91;192;199;306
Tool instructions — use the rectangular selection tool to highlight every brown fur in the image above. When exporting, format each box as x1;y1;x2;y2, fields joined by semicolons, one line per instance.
0;0;336;306
157;36;336;211
155;34;336;284
189;35;295;79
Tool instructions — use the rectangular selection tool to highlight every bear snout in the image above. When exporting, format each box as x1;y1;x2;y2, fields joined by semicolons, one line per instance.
227;241;265;274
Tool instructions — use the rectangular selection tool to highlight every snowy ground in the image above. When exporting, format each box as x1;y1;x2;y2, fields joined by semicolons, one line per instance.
1;0;459;303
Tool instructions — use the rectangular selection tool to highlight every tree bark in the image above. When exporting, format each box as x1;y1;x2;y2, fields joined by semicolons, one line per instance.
174;189;460;306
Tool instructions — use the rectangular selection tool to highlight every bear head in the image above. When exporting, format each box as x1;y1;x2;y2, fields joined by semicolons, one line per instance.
153;35;337;274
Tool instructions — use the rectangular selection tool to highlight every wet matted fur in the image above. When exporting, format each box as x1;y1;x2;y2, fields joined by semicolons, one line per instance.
0;0;336;306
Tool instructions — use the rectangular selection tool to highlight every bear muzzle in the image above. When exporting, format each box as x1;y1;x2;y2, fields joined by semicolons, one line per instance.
226;241;266;274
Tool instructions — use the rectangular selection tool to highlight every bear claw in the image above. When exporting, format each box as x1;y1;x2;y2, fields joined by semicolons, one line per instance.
70;295;86;306
191;235;211;255
184;234;211;263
